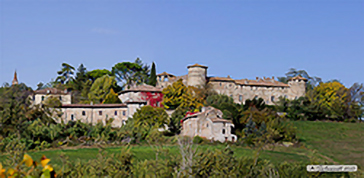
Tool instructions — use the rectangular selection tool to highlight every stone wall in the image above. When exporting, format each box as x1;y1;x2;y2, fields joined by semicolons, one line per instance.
61;107;128;127
33;94;72;105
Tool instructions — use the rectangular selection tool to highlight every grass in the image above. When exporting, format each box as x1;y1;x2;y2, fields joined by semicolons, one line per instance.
292;121;364;168
1;121;363;168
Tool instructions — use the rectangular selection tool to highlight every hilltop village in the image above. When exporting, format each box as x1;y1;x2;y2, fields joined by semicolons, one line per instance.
11;63;307;142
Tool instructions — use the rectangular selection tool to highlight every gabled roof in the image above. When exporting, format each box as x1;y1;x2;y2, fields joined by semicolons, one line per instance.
208;76;235;82
34;88;70;95
289;76;308;81
119;84;162;94
157;72;175;76
187;63;208;69
61;104;127;108
210;117;233;123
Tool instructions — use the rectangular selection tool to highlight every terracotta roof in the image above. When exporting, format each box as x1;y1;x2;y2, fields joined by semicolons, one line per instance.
61;104;127;108
119;84;162;93
34;88;70;95
187;63;208;69
157;72;175;76
289;76;308;81
208;76;235;82
238;78;289;87
168;74;188;82
210;117;233;123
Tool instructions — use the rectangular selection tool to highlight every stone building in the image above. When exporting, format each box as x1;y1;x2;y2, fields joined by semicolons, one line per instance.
157;63;307;104
118;84;163;118
32;88;72;105
60;104;128;128
181;106;237;142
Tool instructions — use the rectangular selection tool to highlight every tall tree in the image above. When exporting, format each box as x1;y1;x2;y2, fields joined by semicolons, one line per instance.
0;84;33;138
147;62;157;86
279;68;322;90
86;69;113;82
56;63;75;84
88;75;118;104
102;88;122;104
112;59;150;89
162;79;203;111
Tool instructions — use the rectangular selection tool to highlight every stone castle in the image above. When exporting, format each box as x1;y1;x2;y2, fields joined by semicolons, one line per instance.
156;63;307;105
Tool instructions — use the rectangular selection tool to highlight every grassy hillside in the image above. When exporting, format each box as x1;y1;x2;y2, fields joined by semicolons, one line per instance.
292;121;364;167
1;121;363;169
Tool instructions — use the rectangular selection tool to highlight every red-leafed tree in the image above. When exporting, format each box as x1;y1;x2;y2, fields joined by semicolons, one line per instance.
140;92;164;107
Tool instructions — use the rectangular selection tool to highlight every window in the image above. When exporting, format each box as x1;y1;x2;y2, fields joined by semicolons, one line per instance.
206;124;209;128
32;95;35;101
230;95;233;99
220;83;222;86
59;96;62;101
222;129;226;134
114;111;117;116
239;95;243;101
71;114;74;121
295;96;298;100
271;96;275;102
82;111;86;116
99;111;102;115
41;96;45;101
284;95;287;99
165;78;169;82
123;111;126;116
254;96;258;100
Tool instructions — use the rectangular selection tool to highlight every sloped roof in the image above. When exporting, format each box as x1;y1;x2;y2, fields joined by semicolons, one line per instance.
208;76;235;82
289;76;308;81
210;117;233;123
119;84;163;93
208;76;289;87
34;88;70;95
187;63;208;69
157;72;175;76
61;104;127;108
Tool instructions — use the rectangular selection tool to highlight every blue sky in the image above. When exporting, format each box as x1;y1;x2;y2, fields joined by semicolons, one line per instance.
1;0;363;89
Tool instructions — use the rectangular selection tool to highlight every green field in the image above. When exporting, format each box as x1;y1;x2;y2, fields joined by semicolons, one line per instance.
1;121;364;168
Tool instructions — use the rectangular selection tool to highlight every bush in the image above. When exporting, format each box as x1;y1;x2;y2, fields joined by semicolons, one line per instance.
192;136;204;144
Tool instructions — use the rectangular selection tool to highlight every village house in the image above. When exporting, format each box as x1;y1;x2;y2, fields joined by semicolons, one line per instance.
31;88;72;105
181;106;237;142
61;103;128;128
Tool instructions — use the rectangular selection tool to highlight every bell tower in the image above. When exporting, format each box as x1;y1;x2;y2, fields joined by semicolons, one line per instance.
12;70;18;85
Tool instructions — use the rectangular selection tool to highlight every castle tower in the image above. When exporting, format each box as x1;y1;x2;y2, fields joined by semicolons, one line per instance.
288;75;307;99
187;63;208;87
12;70;18;85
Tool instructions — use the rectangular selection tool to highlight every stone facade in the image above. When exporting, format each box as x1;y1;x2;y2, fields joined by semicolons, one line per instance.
157;63;307;104
60;104;128;128
181;106;237;142
32;88;72;105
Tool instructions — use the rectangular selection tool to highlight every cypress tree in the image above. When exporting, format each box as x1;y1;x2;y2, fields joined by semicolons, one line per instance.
148;62;157;86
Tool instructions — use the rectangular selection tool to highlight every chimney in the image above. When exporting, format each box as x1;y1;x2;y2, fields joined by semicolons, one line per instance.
256;77;259;81
272;76;275;80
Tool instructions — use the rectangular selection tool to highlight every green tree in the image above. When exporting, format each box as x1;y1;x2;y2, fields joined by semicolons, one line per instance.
102;88;122;104
130;106;169;140
86;69;113;82
311;81;349;121
88;75;118;104
147;62;157;86
56;63;75;84
162;79;203;111
0;84;33;138
112;59;149;89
